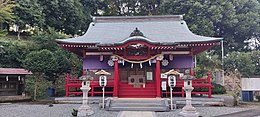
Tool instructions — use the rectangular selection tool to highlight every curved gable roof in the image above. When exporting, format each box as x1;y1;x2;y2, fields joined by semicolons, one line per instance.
56;15;222;46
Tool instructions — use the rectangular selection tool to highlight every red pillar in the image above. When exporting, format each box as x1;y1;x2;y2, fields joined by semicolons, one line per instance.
207;72;212;98
91;85;94;97
113;60;119;97
82;69;85;76
65;74;69;97
190;68;194;76
156;60;161;97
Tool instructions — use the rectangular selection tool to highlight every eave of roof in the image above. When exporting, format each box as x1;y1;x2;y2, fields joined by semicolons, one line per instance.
56;15;223;46
0;68;32;75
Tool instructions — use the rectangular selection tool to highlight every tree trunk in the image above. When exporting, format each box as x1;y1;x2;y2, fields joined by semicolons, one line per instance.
17;26;20;40
0;23;3;30
17;31;20;40
34;74;39;100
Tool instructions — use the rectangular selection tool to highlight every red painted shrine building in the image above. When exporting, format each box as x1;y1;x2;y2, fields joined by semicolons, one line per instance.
56;15;222;98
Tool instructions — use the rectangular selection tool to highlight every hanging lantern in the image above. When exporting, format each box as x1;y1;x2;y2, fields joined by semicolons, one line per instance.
162;59;169;66
131;63;134;68
6;76;8;81
18;76;21;81
100;55;104;61
140;63;143;68
149;60;152;66
107;60;114;66
169;54;173;61
122;59;125;66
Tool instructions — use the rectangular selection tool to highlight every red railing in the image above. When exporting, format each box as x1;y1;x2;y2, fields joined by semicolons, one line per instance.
161;72;213;98
64;74;114;97
64;73;213;98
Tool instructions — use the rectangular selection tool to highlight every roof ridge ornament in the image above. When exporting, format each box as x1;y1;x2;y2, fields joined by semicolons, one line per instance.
130;27;144;37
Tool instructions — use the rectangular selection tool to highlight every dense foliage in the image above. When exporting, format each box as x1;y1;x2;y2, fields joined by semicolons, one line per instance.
25;75;52;99
38;0;88;35
224;51;260;77
160;0;260;52
0;0;15;36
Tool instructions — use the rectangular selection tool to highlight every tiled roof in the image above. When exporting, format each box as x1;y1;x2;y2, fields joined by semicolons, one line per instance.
0;68;32;75
56;15;222;46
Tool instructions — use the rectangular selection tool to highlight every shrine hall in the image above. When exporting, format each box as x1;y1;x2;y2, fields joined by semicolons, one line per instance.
56;15;222;98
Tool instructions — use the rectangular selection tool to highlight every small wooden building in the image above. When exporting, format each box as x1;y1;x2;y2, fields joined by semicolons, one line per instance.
57;15;222;98
0;68;32;96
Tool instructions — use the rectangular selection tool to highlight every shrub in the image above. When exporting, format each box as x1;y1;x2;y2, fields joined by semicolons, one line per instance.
193;82;226;94
211;83;226;94
55;76;66;97
25;75;52;99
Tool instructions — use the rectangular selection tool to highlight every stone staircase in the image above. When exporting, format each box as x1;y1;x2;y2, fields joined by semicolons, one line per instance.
105;98;170;112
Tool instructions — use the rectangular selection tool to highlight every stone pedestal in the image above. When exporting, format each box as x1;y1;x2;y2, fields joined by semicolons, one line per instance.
77;81;94;116
179;86;199;117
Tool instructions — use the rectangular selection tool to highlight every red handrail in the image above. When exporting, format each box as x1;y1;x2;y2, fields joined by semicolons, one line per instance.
64;73;213;98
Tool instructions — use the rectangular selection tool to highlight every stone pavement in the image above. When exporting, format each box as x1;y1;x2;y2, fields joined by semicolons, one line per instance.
117;111;156;117
0;96;31;103
214;108;260;117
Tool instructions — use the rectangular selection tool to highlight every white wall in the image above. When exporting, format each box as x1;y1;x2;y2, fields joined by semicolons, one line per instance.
242;78;260;91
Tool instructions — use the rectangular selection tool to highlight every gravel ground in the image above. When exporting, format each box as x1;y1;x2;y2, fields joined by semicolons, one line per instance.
156;107;252;117
0;103;118;117
0;103;256;117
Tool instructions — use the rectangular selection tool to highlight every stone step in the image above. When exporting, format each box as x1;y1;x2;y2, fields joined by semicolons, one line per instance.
110;102;165;107
174;100;224;106
118;87;156;90
118;92;157;95
118;95;157;98
106;98;169;112
0;96;31;103
108;106;169;111
111;100;163;103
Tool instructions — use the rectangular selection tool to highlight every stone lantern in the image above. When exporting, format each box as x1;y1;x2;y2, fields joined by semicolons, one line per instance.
77;74;94;116
179;75;199;117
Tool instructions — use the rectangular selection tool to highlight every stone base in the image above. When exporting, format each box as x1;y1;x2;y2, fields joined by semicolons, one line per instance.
77;109;94;116
77;105;94;116
179;106;199;117
179;111;199;117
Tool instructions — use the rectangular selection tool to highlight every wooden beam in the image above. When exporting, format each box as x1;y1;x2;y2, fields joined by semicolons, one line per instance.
85;52;113;56
162;51;190;55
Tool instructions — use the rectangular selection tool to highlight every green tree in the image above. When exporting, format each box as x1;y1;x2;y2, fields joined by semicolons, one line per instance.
44;49;76;83
80;0;107;16
14;0;44;39
31;28;82;83
160;0;260;52
250;51;260;75
39;0;87;35
224;51;255;77
32;27;69;51
23;49;58;100
0;0;15;36
104;0;161;16
0;38;37;68
0;0;15;22
195;52;221;78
